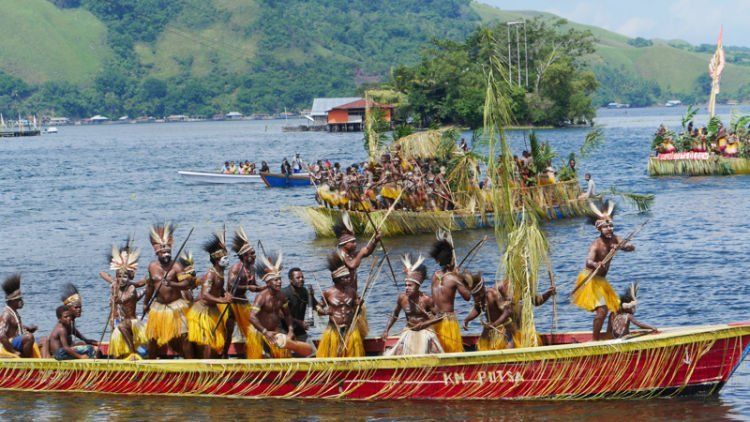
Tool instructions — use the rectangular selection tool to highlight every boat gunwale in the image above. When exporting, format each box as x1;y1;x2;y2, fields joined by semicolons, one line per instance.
1;323;747;374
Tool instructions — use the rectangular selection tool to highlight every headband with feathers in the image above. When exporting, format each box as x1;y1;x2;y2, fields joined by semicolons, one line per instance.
401;254;426;285
589;200;615;229
149;222;174;252
430;229;455;267
2;274;22;301
620;282;639;310
462;270;485;295
255;251;283;282
232;226;255;256
203;232;228;261
109;237;140;273
333;212;356;246
61;283;81;306
327;252;350;280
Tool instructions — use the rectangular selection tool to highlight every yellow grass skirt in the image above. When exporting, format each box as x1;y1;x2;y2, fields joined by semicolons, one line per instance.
109;319;148;358
245;326;292;359
317;324;365;358
357;304;369;338
434;313;464;353
146;298;189;346
477;326;509;351
511;328;543;348
187;302;226;353
571;270;620;312
217;302;251;342
381;184;401;200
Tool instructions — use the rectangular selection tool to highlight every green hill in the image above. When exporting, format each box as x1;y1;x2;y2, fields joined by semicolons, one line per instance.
0;0;747;117
0;0;109;84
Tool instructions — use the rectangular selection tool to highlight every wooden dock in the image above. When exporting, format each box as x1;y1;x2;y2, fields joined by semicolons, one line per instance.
0;129;41;137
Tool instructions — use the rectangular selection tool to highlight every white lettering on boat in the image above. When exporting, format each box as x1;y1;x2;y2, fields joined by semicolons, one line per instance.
442;370;523;386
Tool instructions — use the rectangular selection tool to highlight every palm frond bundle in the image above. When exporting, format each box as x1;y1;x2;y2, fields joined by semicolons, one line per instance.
607;187;655;213
392;127;457;161
648;157;750;176
579;126;605;158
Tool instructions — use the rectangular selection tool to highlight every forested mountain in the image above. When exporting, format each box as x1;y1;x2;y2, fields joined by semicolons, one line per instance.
1;0;748;118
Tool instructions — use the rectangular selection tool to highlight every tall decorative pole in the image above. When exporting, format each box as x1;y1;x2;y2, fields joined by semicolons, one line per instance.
708;27;725;118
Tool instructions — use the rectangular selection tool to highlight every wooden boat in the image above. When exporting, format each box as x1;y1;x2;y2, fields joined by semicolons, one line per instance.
0;322;747;400
261;172;313;188
294;180;588;237
648;153;750;176
178;170;263;184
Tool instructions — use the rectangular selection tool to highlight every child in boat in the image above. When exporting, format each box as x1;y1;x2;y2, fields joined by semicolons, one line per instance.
607;283;658;339
49;305;96;360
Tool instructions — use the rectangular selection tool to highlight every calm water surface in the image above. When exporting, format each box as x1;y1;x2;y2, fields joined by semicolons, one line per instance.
0;106;748;420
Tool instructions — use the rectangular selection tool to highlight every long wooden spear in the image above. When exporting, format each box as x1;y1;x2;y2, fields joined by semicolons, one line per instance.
350;189;399;288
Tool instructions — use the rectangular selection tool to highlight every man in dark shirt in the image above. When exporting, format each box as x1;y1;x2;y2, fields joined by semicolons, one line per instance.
280;268;316;342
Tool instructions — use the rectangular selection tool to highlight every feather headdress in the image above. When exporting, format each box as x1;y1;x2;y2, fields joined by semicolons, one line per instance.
333;212;356;246
2;274;22;301
109;237;140;273
149;222;174;253
327;251;350;281
203;231;227;261
462;270;484;295
589;200;615;229
256;251;283;282
401;254;426;285
177;250;195;282
61;283;81;306
232;226;255;256
620;282;639;310
430;228;455;267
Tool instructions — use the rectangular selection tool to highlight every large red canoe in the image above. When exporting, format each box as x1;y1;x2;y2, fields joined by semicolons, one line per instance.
0;322;747;400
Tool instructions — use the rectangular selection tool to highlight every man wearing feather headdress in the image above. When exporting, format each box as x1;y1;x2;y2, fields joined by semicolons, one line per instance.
462;274;515;351
142;222;194;358
0;275;39;358
316;252;365;358
60;283;99;347
246;252;311;358
99;241;147;359
224;226;266;358
429;230;471;353
332;211;380;337
572;201;635;341
188;232;233;358
382;255;444;356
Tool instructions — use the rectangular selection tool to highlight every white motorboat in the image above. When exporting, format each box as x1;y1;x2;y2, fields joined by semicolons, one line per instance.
178;170;308;184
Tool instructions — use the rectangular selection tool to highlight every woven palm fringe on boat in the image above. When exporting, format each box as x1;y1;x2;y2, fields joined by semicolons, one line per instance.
0;333;741;399
293;181;587;237
648;157;750;176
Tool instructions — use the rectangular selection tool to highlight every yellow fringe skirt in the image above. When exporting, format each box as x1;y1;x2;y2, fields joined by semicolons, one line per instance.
187;302;226;353
433;313;464;353
217;302;252;343
571;270;621;312
511;327;543;348
477;326;509;351
357;304;369;338
245;326;292;359
146;298;189;346
317;324;365;358
109;319;148;358
381;184;401;200
0;342;41;358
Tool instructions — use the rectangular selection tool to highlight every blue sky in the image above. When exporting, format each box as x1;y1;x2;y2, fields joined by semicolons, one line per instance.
479;0;750;47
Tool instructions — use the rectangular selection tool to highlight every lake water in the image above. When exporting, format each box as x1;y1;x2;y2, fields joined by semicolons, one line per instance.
0;105;748;420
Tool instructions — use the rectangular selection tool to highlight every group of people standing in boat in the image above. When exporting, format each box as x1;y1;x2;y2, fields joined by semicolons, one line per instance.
0;197;656;361
654;121;748;157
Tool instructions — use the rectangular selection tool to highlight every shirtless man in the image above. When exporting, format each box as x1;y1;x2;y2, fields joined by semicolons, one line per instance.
429;231;471;353
142;223;194;358
224;226;266;358
572;202;635;340
60;283;98;347
188;233;233;358
99;243;146;359
491;278;555;347
316;252;365;358
462;274;514;350
382;255;443;355
0;275;37;358
332;212;380;337
248;252;311;358
49;305;96;360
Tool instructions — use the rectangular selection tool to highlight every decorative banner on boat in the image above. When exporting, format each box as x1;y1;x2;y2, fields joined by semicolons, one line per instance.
656;152;710;161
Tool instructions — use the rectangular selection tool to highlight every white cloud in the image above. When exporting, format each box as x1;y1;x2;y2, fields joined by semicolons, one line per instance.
617;17;656;38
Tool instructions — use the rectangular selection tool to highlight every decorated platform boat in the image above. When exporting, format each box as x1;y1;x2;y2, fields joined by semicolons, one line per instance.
648;153;750;176
0;323;747;400
293;180;587;237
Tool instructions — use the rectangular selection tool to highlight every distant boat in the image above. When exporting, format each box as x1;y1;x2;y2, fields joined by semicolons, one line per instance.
43;127;58;134
179;170;309;184
665;100;682;107
606;102;630;109
260;173;312;188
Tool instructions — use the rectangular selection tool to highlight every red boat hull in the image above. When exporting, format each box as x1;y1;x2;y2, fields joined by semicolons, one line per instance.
0;324;748;400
